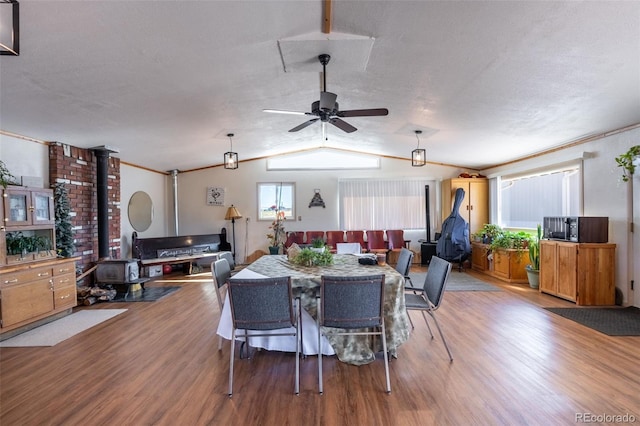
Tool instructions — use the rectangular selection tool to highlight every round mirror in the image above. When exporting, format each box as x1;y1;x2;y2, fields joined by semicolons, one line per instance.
128;191;153;232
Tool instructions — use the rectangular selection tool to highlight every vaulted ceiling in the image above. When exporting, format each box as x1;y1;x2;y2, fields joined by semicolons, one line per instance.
1;1;639;172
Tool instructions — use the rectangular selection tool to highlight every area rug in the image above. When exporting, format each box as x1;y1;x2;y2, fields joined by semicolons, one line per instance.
545;307;640;336
110;286;181;302
408;271;501;291
0;309;127;347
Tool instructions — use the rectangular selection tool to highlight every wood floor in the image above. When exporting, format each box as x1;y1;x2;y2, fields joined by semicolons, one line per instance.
1;265;639;425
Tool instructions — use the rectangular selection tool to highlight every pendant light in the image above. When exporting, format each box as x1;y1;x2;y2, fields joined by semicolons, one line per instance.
412;130;426;167
224;133;238;169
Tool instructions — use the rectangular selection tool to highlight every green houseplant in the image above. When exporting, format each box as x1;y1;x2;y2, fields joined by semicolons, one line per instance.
525;224;541;289
615;145;640;182
0;160;18;189
54;183;75;258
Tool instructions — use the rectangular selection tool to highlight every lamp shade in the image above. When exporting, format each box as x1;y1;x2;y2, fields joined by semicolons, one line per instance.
225;205;243;220
412;148;426;167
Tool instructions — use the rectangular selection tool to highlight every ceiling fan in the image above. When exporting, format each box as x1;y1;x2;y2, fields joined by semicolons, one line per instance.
263;54;389;134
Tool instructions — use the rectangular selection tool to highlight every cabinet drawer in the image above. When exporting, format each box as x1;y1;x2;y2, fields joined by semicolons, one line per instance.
53;262;75;276
54;284;77;309
2;267;54;285
53;273;75;289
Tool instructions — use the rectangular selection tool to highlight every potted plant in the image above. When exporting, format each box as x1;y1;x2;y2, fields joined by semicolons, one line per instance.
310;237;326;253
615;145;640;182
525;224;541;289
266;210;286;254
0;160;18;189
473;223;503;244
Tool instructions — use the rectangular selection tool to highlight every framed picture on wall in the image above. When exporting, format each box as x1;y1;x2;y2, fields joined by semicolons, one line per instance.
257;182;295;221
206;187;225;206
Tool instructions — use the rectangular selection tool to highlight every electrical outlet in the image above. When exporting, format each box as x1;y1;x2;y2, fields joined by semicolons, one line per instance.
298;216;302;221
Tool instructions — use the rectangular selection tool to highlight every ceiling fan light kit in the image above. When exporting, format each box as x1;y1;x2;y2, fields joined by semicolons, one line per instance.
264;54;388;134
224;133;238;170
412;130;426;167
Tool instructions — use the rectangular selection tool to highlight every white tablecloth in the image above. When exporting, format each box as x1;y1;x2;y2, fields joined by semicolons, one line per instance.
216;268;335;356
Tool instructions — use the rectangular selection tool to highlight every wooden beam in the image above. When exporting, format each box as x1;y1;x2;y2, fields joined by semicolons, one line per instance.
323;0;332;34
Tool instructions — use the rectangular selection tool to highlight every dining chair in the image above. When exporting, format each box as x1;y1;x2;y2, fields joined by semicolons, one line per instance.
386;230;406;252
317;274;391;394
345;230;367;253
366;230;387;254
284;231;305;251
212;258;232;350
218;251;235;271
306;231;325;245
335;242;362;254
325;231;345;252
404;256;453;361
394;248;414;287
227;276;301;396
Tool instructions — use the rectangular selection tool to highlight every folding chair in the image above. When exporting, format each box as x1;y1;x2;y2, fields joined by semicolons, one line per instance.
227;276;301;396
404;256;454;361
317;274;391;394
212;258;232;350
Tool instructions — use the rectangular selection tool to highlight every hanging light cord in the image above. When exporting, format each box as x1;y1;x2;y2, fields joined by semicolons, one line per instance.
415;130;422;148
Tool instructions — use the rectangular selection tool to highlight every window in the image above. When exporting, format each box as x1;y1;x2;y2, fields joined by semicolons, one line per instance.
498;166;580;229
257;182;296;221
338;179;434;230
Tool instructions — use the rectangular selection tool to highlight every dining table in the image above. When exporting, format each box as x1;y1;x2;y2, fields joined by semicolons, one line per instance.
216;253;412;365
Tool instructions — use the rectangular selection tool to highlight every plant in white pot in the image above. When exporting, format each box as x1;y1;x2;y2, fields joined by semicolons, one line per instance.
525;224;541;289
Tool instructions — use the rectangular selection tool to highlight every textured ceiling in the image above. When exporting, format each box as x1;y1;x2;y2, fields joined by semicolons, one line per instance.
1;1;639;172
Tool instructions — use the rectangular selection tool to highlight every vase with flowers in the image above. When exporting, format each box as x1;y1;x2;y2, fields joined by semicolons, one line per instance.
266;210;286;254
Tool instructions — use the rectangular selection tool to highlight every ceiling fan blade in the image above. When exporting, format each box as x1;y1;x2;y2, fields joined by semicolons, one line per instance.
337;108;389;117
263;109;310;116
320;91;337;111
329;118;357;133
289;118;320;132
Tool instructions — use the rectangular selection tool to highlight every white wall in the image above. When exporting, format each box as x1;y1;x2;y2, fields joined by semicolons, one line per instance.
120;164;170;258
483;126;640;306
0;135;49;188
176;154;462;264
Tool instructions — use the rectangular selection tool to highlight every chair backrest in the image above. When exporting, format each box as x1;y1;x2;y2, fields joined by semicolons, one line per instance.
366;230;386;251
213;258;232;290
422;256;452;310
284;232;305;248
345;230;366;251
325;231;345;249
306;231;325;245
386;230;406;250
218;251;235;270
395;247;414;276
227;276;295;330
319;274;385;329
335;242;362;254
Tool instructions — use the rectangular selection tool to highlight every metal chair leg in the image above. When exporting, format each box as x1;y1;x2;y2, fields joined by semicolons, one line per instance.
428;311;453;361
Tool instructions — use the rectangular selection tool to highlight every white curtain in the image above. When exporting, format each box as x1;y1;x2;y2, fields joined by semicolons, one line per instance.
339;179;434;230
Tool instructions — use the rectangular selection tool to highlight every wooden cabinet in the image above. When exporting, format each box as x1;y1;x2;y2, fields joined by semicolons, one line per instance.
1;258;77;334
471;242;490;272
471;242;528;283
1;187;56;266
441;178;488;236
539;240;616;305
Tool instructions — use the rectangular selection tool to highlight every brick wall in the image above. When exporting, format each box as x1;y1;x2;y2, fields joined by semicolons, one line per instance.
49;143;121;277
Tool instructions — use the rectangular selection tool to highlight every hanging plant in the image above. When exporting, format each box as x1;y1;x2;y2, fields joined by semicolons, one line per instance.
615;145;640;182
53;183;75;258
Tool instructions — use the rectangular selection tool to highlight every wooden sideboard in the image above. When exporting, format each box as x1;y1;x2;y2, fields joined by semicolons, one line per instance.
1;257;78;337
539;240;616;305
471;242;528;283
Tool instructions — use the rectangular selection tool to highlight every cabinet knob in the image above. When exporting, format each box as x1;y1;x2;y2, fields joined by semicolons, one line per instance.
38;272;50;277
4;278;18;284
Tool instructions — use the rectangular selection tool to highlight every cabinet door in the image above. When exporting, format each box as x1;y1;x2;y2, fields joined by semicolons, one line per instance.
467;180;488;236
3;189;30;226
0;195;5;265
1;279;54;328
539;241;557;294
31;191;55;225
556;243;577;301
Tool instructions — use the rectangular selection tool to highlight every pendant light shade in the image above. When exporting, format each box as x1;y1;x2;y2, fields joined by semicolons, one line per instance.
224;133;238;169
412;130;426;167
